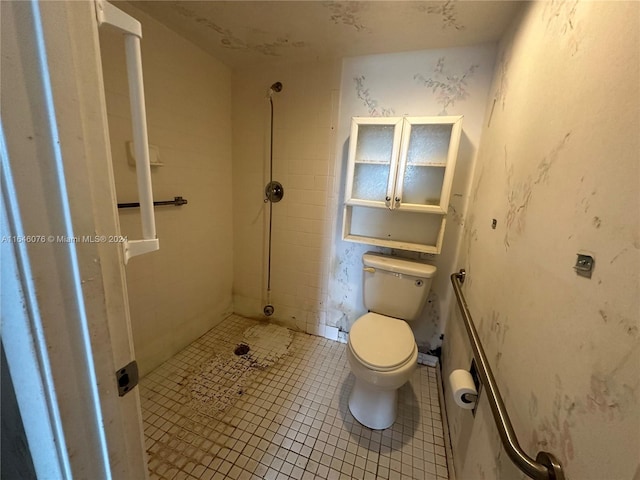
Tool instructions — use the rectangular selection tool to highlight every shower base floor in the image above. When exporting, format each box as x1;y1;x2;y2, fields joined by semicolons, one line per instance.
139;314;449;480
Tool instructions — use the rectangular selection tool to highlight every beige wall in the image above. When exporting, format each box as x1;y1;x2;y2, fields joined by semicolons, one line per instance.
442;2;640;479
231;61;341;336
100;4;234;375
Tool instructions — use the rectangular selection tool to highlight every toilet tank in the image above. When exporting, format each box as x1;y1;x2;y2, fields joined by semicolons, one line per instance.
362;253;437;321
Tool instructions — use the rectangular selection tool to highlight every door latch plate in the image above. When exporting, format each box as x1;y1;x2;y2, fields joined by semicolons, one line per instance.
116;360;139;397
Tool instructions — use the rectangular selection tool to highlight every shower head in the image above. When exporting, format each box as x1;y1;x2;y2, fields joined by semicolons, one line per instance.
267;81;283;97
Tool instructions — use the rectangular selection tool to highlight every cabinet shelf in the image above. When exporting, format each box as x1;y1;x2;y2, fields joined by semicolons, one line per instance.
407;162;447;167
354;158;393;165
343;234;442;254
343;205;447;254
345;198;446;214
355;159;447;167
343;115;462;254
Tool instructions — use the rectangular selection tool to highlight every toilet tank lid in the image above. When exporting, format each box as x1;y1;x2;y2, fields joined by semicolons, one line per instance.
363;252;436;278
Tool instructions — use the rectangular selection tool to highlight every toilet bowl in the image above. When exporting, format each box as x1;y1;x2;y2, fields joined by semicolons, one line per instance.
346;253;436;430
347;312;418;430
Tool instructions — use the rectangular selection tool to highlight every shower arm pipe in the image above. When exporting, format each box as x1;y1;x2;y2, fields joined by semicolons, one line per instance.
95;0;159;264
269;96;274;188
450;270;565;480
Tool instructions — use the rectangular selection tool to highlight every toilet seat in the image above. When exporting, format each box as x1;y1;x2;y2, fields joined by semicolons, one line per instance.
349;313;417;372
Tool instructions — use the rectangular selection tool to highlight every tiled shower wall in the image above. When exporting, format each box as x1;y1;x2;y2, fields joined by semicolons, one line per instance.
442;2;640;479
101;3;234;375
231;61;342;337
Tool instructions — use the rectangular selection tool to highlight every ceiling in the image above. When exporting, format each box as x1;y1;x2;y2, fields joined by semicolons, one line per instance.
129;1;524;69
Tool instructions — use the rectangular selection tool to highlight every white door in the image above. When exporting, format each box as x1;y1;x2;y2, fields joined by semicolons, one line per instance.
1;1;147;477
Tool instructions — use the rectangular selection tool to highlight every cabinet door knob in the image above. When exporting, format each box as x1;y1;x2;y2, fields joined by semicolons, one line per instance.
385;196;391;201
394;196;401;206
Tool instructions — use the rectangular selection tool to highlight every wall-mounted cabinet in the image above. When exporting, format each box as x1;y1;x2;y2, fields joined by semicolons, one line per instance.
343;115;463;253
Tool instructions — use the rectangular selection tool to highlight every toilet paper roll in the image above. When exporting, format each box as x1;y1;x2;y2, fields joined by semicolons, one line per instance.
449;369;478;410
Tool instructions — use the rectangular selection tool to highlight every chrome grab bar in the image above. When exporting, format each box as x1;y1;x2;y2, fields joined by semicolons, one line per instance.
450;270;565;480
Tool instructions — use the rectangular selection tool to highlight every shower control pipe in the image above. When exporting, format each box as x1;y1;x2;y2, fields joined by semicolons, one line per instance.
267;95;274;294
264;82;282;316
96;0;159;264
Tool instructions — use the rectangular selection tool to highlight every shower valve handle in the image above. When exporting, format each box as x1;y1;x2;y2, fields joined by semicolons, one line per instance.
264;181;284;203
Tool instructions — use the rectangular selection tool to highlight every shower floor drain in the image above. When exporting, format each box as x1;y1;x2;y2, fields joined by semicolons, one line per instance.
185;324;292;416
234;344;250;356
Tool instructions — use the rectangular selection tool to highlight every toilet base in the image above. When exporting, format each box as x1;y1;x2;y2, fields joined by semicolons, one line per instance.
348;377;398;430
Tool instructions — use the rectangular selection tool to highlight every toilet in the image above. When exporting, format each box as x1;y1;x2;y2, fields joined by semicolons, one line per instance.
347;252;436;430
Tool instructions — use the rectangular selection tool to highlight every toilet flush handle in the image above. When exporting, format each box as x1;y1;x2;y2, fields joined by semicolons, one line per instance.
363;267;375;273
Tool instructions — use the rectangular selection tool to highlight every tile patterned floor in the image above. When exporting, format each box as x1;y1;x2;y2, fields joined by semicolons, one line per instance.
140;314;449;480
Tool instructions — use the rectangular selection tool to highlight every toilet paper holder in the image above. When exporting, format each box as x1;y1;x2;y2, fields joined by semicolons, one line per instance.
469;359;481;416
461;392;478;404
449;361;482;414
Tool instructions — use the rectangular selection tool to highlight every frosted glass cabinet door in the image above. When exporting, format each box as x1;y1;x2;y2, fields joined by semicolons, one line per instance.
342;115;463;254
345;118;403;207
396;116;463;213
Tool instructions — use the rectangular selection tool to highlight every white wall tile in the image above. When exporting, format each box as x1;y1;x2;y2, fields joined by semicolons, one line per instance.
323;326;339;342
232;60;342;337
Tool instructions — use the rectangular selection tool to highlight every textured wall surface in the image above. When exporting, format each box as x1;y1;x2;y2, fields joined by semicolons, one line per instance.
101;4;234;375
442;2;640;479
326;45;497;351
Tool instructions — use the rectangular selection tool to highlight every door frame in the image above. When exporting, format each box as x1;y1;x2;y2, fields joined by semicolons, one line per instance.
1;1;147;477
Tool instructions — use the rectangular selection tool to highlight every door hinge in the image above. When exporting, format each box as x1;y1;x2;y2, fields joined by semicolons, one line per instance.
116;360;139;397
